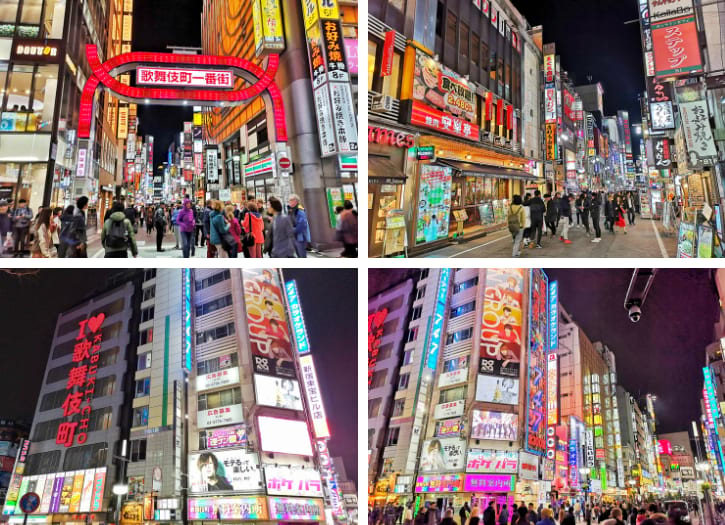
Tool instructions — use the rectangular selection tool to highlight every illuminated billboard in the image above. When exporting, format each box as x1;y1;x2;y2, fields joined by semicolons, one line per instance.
188;450;262;493
264;466;323;498
466;450;518;474
525;269;549;456
652;16;703;78
299;355;330;439
12;468;106;515
182;268;192;371
257;416;313;456
475;374;519;405
419;438;466;473
548;281;558;350
200;424;247;450
547;354;558;426
426;268;451;370
196;366;240;392
479;269;525;370
253;374;304;411
267;497;324;521
285;280;310;354
188;496;267;520
470;410;518;441
137;67;233;87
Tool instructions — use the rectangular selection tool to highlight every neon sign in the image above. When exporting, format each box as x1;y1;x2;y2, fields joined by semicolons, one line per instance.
548;280;558;350
525;269;548;456
368;308;388;386
427;268;451;370
137;67;233;88
182;269;192;371
299;355;330;439
56;313;105;447
285;280;310;354
547;354;558;426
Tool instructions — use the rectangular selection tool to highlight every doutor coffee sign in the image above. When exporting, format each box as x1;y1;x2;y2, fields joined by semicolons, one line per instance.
368;125;415;148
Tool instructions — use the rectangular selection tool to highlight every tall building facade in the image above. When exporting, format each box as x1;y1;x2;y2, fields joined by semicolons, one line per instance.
0;420;29;506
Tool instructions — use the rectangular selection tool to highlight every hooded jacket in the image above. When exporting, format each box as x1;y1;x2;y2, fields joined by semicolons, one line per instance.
209;209;230;246
528;196;545;221
176;200;196;233
101;211;138;256
287;204;311;242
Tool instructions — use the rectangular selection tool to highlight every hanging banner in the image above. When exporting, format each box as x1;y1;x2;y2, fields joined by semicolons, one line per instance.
679;100;717;165
653;137;672;169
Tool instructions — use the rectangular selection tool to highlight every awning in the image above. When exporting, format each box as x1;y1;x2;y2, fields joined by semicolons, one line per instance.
436;159;536;181
369;155;407;185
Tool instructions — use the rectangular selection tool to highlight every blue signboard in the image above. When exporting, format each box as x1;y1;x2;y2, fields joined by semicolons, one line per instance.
182;268;192;371
426;268;451;370
548;281;558;351
285;280;311;354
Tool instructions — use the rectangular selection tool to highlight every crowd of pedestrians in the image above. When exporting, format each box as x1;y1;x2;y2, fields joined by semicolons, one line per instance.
507;190;640;257
0;193;358;258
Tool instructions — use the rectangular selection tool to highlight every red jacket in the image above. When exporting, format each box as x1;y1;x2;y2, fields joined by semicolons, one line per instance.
245;212;264;243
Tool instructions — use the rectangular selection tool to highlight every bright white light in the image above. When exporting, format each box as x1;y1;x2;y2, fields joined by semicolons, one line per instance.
112;484;128;495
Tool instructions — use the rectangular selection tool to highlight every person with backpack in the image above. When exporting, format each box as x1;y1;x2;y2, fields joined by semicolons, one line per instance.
508;195;526;257
153;203;167;252
287;194;310;258
59;196;89;258
209;200;231;258
29;208;56;258
101;201;138;258
10;198;32;257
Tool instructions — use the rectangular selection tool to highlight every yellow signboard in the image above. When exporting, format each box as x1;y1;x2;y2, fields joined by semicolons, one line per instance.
301;0;319;30
317;0;340;20
253;0;285;56
117;106;128;140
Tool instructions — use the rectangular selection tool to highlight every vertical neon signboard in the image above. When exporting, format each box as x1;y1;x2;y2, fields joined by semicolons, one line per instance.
285;280;311;354
426;268;451;370
703;366;725;473
525;268;548;456
548;281;558;350
182;268;192;371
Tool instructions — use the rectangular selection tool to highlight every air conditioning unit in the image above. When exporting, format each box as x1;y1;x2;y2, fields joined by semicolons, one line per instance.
371;94;394;112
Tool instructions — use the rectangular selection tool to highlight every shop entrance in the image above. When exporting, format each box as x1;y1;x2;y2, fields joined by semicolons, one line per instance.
471;494;515;522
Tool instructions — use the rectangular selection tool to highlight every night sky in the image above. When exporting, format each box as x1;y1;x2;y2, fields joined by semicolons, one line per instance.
513;0;645;154
132;0;203;173
368;268;719;435
0;268;357;482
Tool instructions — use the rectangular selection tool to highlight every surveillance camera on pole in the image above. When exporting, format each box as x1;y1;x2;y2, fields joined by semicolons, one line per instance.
624;269;657;323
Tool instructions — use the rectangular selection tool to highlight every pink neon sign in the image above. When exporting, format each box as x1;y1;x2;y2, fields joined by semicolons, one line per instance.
137;67;234;88
79;45;287;141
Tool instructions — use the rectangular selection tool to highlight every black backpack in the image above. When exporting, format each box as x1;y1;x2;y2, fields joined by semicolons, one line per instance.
106;219;128;249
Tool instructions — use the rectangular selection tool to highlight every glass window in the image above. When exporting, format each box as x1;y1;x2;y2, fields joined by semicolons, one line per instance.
132;406;148;427
137;352;151;370
403;350;414;365
43;0;65;38
392;398;405;417
129;439;147;462
142;286;155;301
453;276;478;294
197;387;241;411
460;22;469;60
445;10;456;48
398;373;409;390
450;301;475;318
370;370;386;389
62;442;107;471
144;269;157;280
5;64;32;111
195;270;230;291
381;52;401;98
197;353;238;375
411;306;422;320
0;0;18;23
472;33;480;66
139;327;153;345
196;294;233;316
386;427;400;446
368;398;382;418
446;327;473;345
416;286;426;300
135;377;150;397
406;326;418;343
20;0;41;24
140;306;154;323
196;322;235;345
440;385;466;403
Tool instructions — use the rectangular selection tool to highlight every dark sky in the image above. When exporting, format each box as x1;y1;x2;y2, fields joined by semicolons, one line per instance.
369;268;719;434
0;268;357;482
132;0;203;172
513;0;645;153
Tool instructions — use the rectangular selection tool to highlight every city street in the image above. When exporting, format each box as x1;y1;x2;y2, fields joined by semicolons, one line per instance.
424;218;676;258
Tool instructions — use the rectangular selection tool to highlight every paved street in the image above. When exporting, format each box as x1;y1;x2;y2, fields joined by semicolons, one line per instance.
424;217;677;258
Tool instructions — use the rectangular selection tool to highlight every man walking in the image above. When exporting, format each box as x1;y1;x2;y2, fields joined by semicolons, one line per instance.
11;198;32;256
287;194;311;258
528;190;545;249
154;203;167;252
590;191;602;242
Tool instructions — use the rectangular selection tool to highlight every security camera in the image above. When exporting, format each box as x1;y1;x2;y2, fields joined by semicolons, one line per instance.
628;305;642;323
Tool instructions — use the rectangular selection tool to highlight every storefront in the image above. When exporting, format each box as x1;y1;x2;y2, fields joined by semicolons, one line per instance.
187;495;325;524
243;155;275;204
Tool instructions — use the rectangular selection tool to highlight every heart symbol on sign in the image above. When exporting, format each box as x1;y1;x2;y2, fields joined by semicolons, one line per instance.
87;313;105;333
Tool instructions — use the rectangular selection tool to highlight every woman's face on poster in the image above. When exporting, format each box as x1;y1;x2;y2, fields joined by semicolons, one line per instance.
200;457;215;480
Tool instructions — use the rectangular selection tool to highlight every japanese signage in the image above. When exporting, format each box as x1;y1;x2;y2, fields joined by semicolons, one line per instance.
188;496;268;520
652;16;703;77
197;404;244;429
188;450;262;493
2;439;29;515
544;52;555;84
547;354;558;426
264;466;323;498
427;268;451;370
12;469;106;515
420;438;466;472
416;165;452;244
268;497;324;521
480;269;525;371
545;87;557;123
434;400;465;420
413;50;477;123
548;281;558;351
117;106;129;139
11;39;63;63
435;418;462;437
253;374;304;411
657;439;673;456
546;122;558;161
196;367;240;392
200;425;248;450
251;0;285;56
463;474;515;492
320;19;349;83
285;280;310;354
647;76;674;103
243;270;297;379
368;308;388;386
471;410;518;441
526;269;549;456
55;314;105;447
466;450;518;474
680;100;717;164
414;475;463;493
648;0;694;23
410;100;479;141
257;416;313;456
381;31;395;77
475;373;519;405
205;146;219;183
182;268;192;371
653;137;672;169
137;67;233;88
299;355;330;439
438;368;468;387
315;439;345;517
313;85;336;156
368;126;415;148
650;101;675;130
518;452;540;480
328;81;358;153
307;24;326;89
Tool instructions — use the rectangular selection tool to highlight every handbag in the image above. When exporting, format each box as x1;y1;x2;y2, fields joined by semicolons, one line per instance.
241;214;255;247
221;231;236;253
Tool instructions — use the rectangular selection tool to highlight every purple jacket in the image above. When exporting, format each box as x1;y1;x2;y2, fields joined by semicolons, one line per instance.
176;200;196;233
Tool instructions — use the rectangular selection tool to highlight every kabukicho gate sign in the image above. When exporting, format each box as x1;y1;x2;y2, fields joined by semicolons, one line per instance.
77;45;292;194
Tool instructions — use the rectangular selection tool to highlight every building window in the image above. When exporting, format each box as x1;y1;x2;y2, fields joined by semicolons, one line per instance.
142;286;155;301
443;355;469;372
450;301;475;319
440;385;466;403
196;322;235;345
137;352;151;371
416;286;426;300
368;398;382;418
453;276;478;294
406;326;418;343
445;10;456;48
144;269;156;281
197;387;242;411
472;33;480;66
446;327;473;345
403;350;414;365
196;294;233;316
135;377;150;398
140;306;154;323
398;373;410;390
411;306;422;320
129;439;147;462
460;22;470;62
23;450;60;476
197;353;239;375
139;328;153;345
392;398;405;417
386;427;400;446
370;370;387;389
420;269;429;280
62;442;107;471
132;406;149;427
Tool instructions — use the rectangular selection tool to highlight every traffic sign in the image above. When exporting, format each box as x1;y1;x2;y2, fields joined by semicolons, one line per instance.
19;492;40;514
278;156;291;170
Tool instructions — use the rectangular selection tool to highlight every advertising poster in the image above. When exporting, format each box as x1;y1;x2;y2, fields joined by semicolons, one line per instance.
433;400;465;419
268;497;325;521
419;438;466;472
475;373;519;405
480;268;525;369
200;424;247;450
415;164;452;244
253;374;304;411
412;50;477;123
545;122;557;160
677;221;696;258
188;450;262;493
652;16;702;77
679;100;717;164
93;470;109;513
415;475;463;493
58;474;74;512
197;405;244;429
435;418;462;437
471;410;518;441
526;269;549;456
188;496;268;520
257;416;313;456
698;224;713;258
264;466;324;498
466;450;518;474
464;474;515;492
653;137;672;169
243;269;296;379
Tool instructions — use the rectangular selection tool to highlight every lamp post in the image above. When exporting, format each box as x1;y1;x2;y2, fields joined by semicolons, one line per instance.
580;467;591;507
112;484;128;525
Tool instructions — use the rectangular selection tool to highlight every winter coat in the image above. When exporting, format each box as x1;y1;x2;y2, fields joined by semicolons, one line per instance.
528;196;545;221
12;206;32;228
288;205;311;243
30;222;55;257
338;209;357;244
523;204;531;228
202;206;212;236
604;199;615;219
559;197;572;218
209;210;230;246
271;213;296;257
176;201;196;233
228;216;242;250
509;204;525;231
590;195;601;218
0;212;10;236
482;507;496;525
101;211;138;256
545;199;559;222
244;211;265;244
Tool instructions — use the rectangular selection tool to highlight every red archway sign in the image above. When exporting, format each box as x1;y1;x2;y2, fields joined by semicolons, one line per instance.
78;45;288;142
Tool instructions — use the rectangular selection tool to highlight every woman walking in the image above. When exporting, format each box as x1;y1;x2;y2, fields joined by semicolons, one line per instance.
615;196;627;234
225;204;242;258
508;195;526;257
244;202;265;258
30;208;56;258
268;196;296;258
209;200;231;258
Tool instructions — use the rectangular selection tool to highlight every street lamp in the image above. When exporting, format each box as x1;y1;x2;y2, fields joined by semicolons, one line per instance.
113;484;128;525
579;468;591;506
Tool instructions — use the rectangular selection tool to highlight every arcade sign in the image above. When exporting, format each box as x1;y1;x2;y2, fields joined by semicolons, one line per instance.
137;67;234;88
